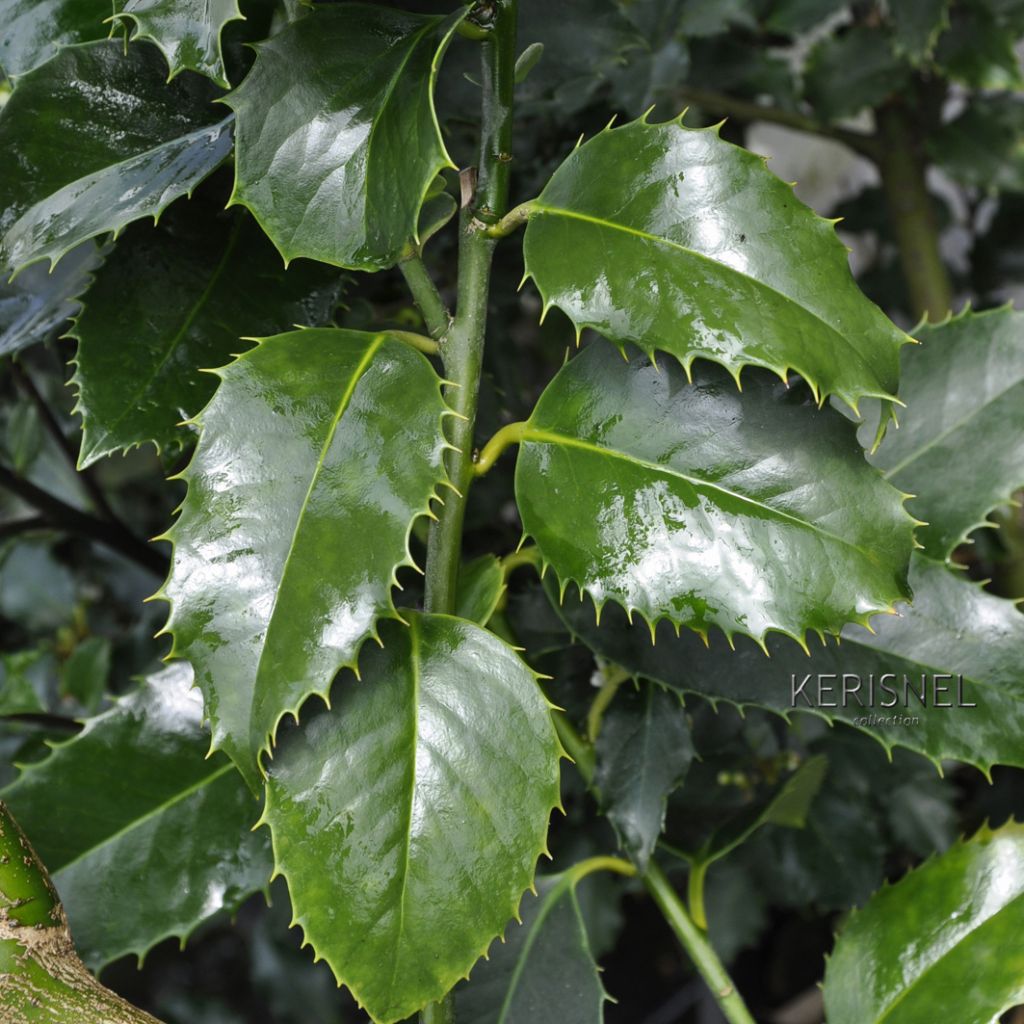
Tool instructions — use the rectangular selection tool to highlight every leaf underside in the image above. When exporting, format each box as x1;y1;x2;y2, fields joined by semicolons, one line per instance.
870;305;1024;560
824;822;1024;1024
262;613;562;1024
159;328;452;791
549;553;1024;775
516;343;915;647
0;240;103;358
113;0;244;87
224;3;464;270
1;664;270;970
0;39;231;275
70;204;346;468
522;116;909;414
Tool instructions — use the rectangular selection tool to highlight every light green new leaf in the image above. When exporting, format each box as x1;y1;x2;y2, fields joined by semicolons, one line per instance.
824;822;1024;1024
71;206;345;468
224;4;464;270
455;554;505;625
159;329;451;790
0;40;231;274
113;0;243;87
456;860;624;1024
0;650;49;716
550;554;1024;775
871;306;1024;560
595;680;693;869
0;0;110;79
516;344;915;646
522;116;909;414
262;613;562;1024
1;664;271;971
0;241;102;357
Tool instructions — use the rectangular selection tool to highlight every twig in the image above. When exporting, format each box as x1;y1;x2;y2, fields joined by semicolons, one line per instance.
0;464;168;576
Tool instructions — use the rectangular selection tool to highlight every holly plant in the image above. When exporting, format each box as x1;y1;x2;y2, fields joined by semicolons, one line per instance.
1;1;1024;1023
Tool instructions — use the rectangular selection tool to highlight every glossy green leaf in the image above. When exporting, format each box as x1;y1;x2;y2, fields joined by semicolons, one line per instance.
0;40;231;274
159;328;451;790
2;664;271;970
113;0;243;87
550;553;1024;775
0;0;110;79
0;241;102;358
261;613;562;1024
70;206;345;468
935;2;1024;89
455;554;506;625
594;680;692;868
516;343;915;646
870;306;1024;560
824;822;1024;1024
224;4;464;270
804;26;911;122
930;96;1024;194
888;0;950;61
522;116;908;413
764;0;845;34
456;862;618;1024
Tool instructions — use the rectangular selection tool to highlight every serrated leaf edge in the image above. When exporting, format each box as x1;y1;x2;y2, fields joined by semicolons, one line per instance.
253;614;569;1024
520;111;915;419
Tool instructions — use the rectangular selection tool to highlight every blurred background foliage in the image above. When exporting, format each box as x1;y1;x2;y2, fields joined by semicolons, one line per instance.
2;0;1023;1021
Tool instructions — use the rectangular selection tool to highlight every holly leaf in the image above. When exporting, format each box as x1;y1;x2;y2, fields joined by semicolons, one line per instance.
930;96;1024;195
595;680;693;869
224;4;464;270
870;306;1024;560
0;40;232;274
824;822;1024;1024
888;0;951;62
0;0;110;79
261;613;562;1024
70;206;345;468
515;343;915;646
158;329;451;790
522;116;909;414
456;554;506;625
113;0;244;88
804;27;911;122
0;650;49;716
549;553;1024;775
0;241;103;358
455;864;613;1024
1;664;271;970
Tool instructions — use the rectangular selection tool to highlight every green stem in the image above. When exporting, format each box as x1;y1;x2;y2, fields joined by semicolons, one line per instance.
419;4;518;1021
499;544;540;578
483;199;536;238
687;860;709;931
387;330;441;356
586;665;630;743
551;713;756;1024
474;420;527;475
875;100;953;322
645;862;757;1024
399;255;452;340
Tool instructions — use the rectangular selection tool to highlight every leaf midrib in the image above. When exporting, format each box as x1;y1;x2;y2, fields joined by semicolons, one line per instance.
522;426;885;567
530;204;884;396
52;761;235;876
251;333;387;741
85;213;244;454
